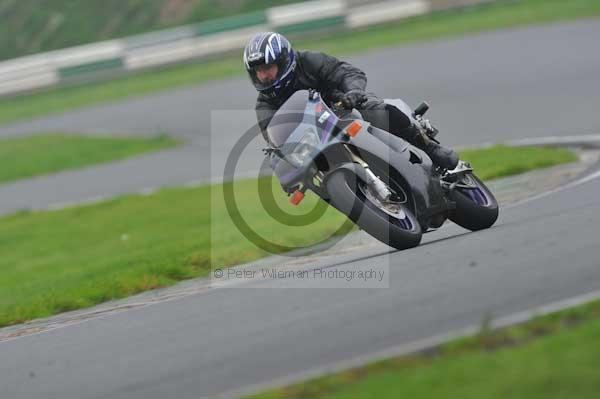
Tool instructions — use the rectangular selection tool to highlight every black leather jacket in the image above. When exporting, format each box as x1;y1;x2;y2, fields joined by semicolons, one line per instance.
255;51;367;142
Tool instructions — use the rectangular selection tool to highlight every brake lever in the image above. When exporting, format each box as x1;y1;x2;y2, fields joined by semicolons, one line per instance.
262;146;275;156
331;93;367;112
262;146;284;159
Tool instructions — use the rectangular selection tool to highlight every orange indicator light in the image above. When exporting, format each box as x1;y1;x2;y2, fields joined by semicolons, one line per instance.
290;190;305;205
346;121;362;137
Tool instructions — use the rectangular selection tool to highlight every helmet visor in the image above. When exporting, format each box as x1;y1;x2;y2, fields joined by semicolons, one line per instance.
248;53;289;91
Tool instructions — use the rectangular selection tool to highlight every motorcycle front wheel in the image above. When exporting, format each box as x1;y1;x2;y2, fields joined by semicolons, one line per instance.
326;169;422;250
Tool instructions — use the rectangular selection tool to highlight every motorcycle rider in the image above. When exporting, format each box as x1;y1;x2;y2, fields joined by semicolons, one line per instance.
244;32;459;170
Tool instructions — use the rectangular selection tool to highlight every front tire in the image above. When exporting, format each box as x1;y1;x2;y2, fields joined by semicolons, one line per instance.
326;169;422;250
448;173;498;231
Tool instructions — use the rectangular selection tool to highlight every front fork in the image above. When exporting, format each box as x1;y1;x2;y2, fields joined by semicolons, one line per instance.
345;146;392;201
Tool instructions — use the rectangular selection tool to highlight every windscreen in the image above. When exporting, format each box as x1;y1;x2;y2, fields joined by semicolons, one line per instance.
266;90;310;148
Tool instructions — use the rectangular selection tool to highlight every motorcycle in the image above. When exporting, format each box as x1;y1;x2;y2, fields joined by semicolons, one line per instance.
263;89;498;250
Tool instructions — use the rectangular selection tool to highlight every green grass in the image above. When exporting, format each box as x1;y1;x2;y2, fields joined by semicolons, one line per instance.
0;133;180;184
1;0;600;126
247;299;600;399
0;177;349;327
459;145;578;181
0;145;576;327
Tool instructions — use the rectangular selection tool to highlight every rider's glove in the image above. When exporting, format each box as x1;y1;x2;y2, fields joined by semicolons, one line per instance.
341;89;368;109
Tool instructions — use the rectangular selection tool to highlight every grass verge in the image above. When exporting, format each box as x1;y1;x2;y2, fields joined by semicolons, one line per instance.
247;299;600;399
0;0;599;126
458;145;577;181
0;133;180;184
0;145;577;327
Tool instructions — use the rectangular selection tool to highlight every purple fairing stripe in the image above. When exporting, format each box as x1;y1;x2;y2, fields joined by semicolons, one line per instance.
320;111;338;143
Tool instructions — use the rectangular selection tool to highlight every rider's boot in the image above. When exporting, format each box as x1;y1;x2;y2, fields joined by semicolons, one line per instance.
402;123;459;170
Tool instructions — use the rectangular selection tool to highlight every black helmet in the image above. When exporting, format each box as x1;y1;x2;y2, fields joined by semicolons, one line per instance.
243;32;297;98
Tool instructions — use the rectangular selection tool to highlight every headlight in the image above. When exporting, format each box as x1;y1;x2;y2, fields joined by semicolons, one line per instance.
285;129;320;168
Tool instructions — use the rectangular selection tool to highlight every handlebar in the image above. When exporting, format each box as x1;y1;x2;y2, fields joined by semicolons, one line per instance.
413;101;429;117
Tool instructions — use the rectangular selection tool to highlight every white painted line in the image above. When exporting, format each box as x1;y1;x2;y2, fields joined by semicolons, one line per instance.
569;168;600;187
507;162;600;209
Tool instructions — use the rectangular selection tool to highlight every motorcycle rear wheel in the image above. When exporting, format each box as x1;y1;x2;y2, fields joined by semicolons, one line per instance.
448;172;499;231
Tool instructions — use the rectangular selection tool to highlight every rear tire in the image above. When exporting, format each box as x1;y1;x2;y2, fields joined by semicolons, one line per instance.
448;173;498;231
326;169;422;250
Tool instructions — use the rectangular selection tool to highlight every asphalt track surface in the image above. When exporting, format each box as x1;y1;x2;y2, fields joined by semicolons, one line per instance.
2;20;600;399
1;20;600;214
